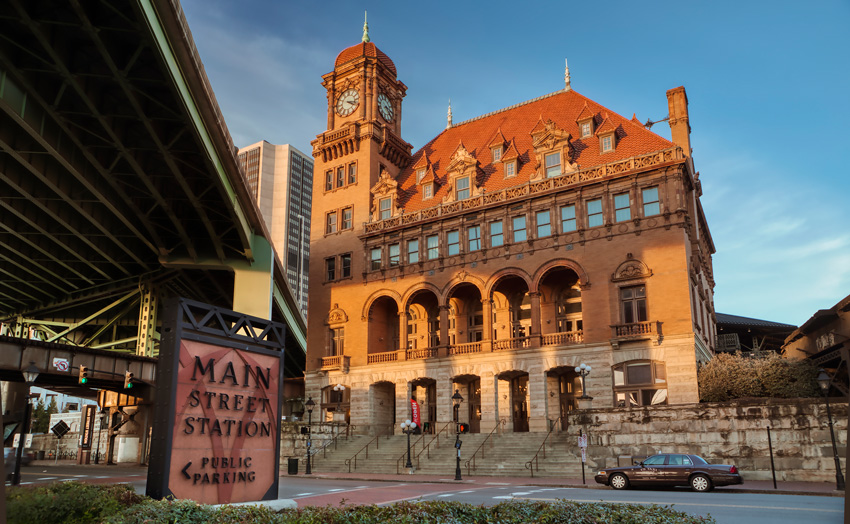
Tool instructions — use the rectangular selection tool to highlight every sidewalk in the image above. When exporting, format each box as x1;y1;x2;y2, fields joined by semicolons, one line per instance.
291;470;846;497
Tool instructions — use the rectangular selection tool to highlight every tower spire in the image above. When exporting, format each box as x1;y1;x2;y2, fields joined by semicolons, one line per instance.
362;11;370;43
447;99;453;129
564;58;571;91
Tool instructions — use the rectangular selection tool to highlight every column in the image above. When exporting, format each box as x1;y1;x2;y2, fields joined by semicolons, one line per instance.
481;299;493;352
398;311;408;359
479;372;497;427
437;377;454;425
438;305;450;358
528;291;542;348
394;380;410;435
527;369;548;432
497;376;512;432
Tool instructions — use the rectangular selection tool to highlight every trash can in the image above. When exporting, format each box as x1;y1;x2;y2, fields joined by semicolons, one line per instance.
36;450;45;460
287;457;298;475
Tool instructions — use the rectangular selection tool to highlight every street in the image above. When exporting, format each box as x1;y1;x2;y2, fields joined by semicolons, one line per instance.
7;465;844;524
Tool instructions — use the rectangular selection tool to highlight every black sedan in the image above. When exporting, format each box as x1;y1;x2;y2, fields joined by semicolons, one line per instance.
595;453;742;492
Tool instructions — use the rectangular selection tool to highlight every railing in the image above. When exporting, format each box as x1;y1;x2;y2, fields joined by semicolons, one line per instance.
315;423;356;460
492;337;532;351
450;341;482;355
541;331;583;346
611;321;660;338
344;423;394;473
396;421;454;473
525;416;563;478
464;418;507;475
395;428;431;474
406;347;438;360
367;350;402;364
320;354;350;370
363;147;683;234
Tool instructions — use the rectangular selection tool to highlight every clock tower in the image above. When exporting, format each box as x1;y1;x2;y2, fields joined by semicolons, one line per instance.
307;18;412;384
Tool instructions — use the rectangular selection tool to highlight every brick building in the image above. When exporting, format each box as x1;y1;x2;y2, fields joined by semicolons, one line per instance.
305;26;716;434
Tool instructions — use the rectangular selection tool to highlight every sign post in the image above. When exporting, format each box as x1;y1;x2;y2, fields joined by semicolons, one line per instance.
146;298;287;505
578;430;588;484
51;420;69;464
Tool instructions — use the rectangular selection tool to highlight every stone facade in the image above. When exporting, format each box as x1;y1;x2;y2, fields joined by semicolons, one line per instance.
569;398;847;482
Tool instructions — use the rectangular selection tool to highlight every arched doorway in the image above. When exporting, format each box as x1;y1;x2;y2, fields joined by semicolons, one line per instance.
406;289;440;351
497;370;529;432
491;275;530;349
321;384;350;424
368;296;399;354
453;374;481;433
547;366;581;429
410;377;437;434
447;283;483;348
538;267;582;344
369;381;395;434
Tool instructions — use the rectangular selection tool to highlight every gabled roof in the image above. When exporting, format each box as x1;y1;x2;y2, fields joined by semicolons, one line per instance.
396;89;674;211
575;102;595;122
487;128;507;149
595;113;617;135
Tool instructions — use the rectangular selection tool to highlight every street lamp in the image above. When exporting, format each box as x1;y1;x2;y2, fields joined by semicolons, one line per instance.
400;419;417;468
574;363;592;399
94;410;108;465
12;362;39;485
305;396;315;475
452;389;464;481
334;383;345;421
817;369;845;490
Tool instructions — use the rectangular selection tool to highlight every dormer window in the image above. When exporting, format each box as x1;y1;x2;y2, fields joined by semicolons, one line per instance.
456;176;470;200
580;120;592;138
600;134;615;153
416;168;426;183
379;197;392;220
505;160;516;178
491;146;502;162
544;152;560;178
423;183;434;200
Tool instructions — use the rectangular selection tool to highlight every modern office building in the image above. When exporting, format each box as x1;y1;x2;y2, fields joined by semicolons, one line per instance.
237;142;313;317
305;26;716;433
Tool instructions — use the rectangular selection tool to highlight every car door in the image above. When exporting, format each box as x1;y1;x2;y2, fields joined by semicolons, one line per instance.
631;454;667;485
663;454;689;485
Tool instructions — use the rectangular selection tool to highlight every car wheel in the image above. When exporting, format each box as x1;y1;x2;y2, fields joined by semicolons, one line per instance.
690;474;712;492
609;473;629;490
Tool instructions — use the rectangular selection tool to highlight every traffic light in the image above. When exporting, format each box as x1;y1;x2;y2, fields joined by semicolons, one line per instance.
124;370;134;389
78;366;89;385
458;423;470;434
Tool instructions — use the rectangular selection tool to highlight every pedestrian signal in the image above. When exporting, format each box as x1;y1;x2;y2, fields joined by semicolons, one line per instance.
458;423;470;434
78;366;89;384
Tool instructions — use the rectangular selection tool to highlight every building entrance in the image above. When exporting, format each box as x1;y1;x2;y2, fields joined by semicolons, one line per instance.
466;379;481;433
510;375;529;432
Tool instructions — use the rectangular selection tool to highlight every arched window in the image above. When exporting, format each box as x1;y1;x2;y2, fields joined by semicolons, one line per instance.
613;360;667;407
555;285;582;333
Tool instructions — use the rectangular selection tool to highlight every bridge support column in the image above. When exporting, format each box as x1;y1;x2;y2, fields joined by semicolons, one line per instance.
136;284;158;357
232;235;274;320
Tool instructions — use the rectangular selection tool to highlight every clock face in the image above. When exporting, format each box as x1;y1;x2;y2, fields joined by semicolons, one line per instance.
336;88;359;116
378;93;394;122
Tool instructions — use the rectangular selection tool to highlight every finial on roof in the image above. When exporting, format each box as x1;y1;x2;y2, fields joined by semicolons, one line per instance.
362;11;370;43
447;99;453;129
564;58;571;91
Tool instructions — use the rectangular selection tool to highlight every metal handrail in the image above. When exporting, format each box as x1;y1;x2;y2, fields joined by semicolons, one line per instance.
464;418;506;475
395;428;428;474
316;423;356;460
525;416;563;477
343;423;393;473
420;421;453;459
394;421;453;473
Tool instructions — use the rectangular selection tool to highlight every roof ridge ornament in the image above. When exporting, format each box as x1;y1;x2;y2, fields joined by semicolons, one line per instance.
447;99;453;129
565;58;571;91
362;11;370;43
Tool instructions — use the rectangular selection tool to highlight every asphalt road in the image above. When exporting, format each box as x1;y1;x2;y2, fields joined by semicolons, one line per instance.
7;466;845;524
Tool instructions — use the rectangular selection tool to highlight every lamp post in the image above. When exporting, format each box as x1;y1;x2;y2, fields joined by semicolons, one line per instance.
12;362;39;485
94;410;108;465
574;363;592;398
305;396;315;475
400;419;417;468
817;369;845;490
452;389;464;481
334;383;345;421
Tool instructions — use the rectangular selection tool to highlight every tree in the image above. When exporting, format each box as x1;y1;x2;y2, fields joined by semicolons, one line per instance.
698;351;820;402
31;397;48;433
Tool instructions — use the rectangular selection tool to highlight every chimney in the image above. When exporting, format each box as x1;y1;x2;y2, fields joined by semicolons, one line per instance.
666;86;691;157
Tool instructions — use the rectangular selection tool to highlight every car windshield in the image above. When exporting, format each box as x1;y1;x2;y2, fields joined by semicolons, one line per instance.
691;455;708;464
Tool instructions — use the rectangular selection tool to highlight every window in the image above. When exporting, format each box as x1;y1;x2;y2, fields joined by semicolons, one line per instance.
416;168;426;183
408;239;419;263
329;327;344;356
613;361;667;407
544;152;560;177
325;257;336;281
379;198;392;220
426;234;439;259
325;170;333;191
467;225;481;251
336;166;345;188
326;211;338;234
601;134;613;153
505;161;516;178
447;230;460;256
423;183;433;200
580;121;592;138
536;210;551;238
456;176;470;200
490;221;504;247
512;215;527;243
621;285;647;324
492;147;502;162
389;243;400;266
370;247;382;270
560;204;576;232
614;193;631;222
341;207;353;230
340;253;351;278
586;199;603;227
348;163;357;185
642;187;660;216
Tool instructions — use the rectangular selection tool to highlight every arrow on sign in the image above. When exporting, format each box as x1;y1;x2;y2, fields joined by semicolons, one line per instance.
181;462;192;480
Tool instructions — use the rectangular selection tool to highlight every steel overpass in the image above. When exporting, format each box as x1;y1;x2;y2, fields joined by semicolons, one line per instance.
0;0;306;399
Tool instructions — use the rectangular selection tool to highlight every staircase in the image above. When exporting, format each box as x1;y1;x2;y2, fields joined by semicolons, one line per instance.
306;427;593;479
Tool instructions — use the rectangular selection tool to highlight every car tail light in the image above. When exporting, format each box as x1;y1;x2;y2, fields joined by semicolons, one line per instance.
729;465;738;474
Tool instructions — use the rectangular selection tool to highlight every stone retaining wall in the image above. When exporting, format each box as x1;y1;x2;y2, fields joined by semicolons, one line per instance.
566;397;847;482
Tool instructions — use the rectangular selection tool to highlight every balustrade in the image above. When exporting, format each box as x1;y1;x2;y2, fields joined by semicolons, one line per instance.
406;347;437;360
449;341;482;355
366;350;401;364
541;331;583;346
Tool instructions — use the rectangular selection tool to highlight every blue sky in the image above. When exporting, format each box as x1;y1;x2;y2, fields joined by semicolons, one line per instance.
180;0;849;326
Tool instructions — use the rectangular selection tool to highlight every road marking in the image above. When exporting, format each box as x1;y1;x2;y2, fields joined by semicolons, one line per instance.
514;497;843;513
486;482;510;485
437;494;453;497
458;490;474;494
72;475;88;478
94;476;111;479
510;491;532;496
493;496;513;499
327;488;345;492
295;492;314;496
36;477;58;481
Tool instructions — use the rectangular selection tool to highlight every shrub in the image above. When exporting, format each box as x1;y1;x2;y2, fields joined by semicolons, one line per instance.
6;481;143;524
699;351;820;402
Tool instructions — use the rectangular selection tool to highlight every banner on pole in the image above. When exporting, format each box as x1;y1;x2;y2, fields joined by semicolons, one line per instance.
410;398;421;427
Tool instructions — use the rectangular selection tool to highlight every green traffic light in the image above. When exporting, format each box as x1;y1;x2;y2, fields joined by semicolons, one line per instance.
126;382;133;388
80;377;87;384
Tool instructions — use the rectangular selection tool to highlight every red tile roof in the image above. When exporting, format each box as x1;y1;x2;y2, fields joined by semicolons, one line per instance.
335;42;397;77
396;89;674;212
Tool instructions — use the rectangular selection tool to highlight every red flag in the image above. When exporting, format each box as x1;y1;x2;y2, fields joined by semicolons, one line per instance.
410;398;421;427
